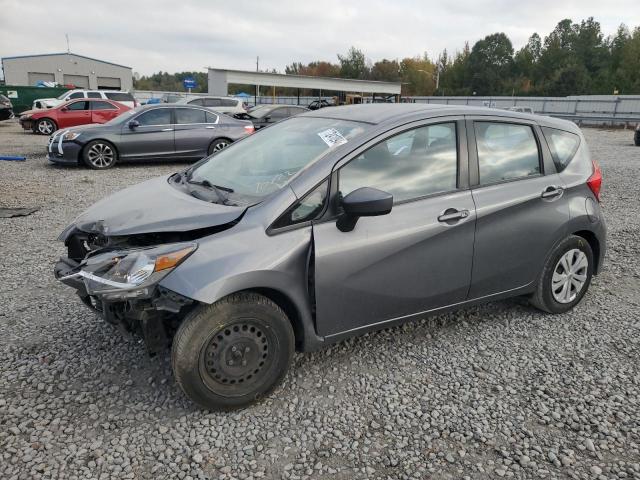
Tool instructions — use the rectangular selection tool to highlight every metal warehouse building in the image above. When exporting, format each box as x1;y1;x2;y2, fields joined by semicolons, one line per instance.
1;52;132;91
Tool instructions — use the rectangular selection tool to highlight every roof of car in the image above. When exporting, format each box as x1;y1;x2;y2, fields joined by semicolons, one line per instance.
301;103;580;132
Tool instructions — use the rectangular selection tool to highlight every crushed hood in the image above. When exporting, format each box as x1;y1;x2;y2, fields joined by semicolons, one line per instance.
69;175;245;237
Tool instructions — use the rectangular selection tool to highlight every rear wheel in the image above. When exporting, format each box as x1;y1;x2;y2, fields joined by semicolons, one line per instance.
35;118;56;135
634;133;640;146
83;140;118;169
208;138;231;155
530;235;594;313
171;293;294;410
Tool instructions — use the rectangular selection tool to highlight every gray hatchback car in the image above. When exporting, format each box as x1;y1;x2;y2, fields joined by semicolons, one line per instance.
55;104;606;409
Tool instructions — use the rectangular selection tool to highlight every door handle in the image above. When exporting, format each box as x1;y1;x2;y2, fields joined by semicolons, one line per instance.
205;126;216;129
161;128;174;132
438;208;470;223
541;186;563;199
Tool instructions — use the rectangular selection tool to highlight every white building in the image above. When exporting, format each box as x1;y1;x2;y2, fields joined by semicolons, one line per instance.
1;52;133;91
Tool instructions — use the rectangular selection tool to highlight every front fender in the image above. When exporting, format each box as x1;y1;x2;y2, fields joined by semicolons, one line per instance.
159;221;323;351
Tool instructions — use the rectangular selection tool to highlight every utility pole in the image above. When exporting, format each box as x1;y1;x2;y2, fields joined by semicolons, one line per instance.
255;56;259;107
65;34;70;53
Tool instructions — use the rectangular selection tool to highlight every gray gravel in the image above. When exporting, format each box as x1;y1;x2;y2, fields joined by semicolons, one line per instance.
1;119;639;479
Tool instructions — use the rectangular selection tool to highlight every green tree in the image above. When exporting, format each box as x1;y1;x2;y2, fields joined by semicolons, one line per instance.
337;47;369;79
468;33;514;95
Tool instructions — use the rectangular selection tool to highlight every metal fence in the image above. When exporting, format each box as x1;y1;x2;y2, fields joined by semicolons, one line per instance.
132;90;640;126
409;95;640;126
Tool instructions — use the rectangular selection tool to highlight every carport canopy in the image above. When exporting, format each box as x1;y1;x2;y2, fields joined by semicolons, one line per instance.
208;68;401;97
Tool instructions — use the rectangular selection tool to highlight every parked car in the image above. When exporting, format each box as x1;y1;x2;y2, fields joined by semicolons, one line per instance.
161;93;187;104
33;90;138;110
20;98;131;135
46;104;254;169
234;104;309;129
506;106;534;114
307;99;333;110
0;94;14;120
54;104;605;409
635;125;639;146
177;96;247;115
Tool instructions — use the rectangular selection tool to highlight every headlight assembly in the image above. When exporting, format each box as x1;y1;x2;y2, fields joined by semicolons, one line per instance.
60;243;197;300
63;131;81;141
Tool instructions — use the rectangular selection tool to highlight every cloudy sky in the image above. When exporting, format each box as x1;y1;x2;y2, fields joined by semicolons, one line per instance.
1;0;639;78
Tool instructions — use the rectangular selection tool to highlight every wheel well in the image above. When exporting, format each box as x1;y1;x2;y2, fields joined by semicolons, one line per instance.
34;117;56;129
210;137;232;149
573;230;601;274
249;287;305;351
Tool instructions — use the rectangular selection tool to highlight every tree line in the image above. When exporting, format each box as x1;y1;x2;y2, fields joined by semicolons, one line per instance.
134;17;640;97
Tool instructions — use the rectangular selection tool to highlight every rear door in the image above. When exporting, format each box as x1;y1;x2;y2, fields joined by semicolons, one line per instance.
173;107;215;158
57;100;91;128
90;100;121;124
312;118;476;337
119;107;175;159
466;117;570;298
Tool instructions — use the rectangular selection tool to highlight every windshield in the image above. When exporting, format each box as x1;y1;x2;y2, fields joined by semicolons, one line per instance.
187;116;369;205
104;108;138;125
248;105;275;119
57;92;70;100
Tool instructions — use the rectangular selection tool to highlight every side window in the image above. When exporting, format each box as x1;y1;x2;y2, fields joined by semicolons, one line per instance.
220;99;237;107
66;101;89;110
204;98;222;107
271;108;288;118
339;122;458;203
136;109;171;126
68;92;84;99
541;127;580;172
189;99;204;106
205;112;218;124
175;108;206;124
91;101;117;110
272;180;329;229
475;122;541;185
87;92;101;99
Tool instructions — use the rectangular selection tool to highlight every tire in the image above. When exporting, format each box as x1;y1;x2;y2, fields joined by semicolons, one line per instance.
83;140;118;169
529;235;594;314
634;133;640;147
208;138;231;155
35;118;57;135
171;292;294;410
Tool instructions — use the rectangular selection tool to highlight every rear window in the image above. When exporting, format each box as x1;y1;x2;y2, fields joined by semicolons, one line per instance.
87;92;102;99
542;127;580;172
105;92;134;102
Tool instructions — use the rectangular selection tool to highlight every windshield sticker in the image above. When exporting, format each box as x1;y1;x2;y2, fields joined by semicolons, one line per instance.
317;128;348;148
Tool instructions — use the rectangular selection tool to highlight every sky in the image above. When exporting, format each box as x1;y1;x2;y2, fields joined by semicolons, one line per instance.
1;0;639;78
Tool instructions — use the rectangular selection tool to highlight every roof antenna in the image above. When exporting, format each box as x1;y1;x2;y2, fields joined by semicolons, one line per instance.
66;34;70;53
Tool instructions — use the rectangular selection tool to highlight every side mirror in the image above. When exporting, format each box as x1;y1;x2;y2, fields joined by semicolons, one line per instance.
337;187;393;232
128;120;140;130
60;107;68;112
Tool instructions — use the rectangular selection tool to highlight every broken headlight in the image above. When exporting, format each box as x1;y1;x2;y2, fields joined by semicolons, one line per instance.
62;243;197;300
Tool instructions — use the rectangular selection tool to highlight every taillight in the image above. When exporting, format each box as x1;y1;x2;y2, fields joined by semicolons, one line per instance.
587;159;602;202
243;125;255;135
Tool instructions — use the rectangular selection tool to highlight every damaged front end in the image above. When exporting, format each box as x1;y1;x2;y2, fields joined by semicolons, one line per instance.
54;229;198;354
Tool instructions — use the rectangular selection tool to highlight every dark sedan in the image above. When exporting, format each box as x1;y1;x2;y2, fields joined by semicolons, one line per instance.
0;94;14;121
234;104;308;129
46;105;255;169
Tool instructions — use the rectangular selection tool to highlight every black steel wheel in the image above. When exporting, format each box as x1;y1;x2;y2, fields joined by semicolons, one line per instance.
172;292;294;410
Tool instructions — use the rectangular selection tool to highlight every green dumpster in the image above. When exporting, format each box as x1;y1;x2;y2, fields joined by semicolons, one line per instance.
0;85;70;115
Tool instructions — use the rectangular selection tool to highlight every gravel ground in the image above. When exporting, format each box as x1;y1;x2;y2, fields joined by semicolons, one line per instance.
0;119;639;480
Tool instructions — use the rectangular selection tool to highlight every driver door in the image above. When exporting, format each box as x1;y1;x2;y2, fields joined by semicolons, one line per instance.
312;119;476;338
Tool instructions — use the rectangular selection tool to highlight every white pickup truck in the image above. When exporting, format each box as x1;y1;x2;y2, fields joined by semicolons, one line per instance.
33;90;137;110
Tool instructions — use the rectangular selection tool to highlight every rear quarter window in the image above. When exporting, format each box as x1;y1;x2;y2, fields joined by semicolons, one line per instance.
541;127;580;172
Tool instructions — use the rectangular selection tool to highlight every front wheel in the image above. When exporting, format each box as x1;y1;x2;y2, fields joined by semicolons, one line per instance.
83;140;118;169
530;235;594;313
171;293;294;410
35;118;57;135
208;138;231;155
